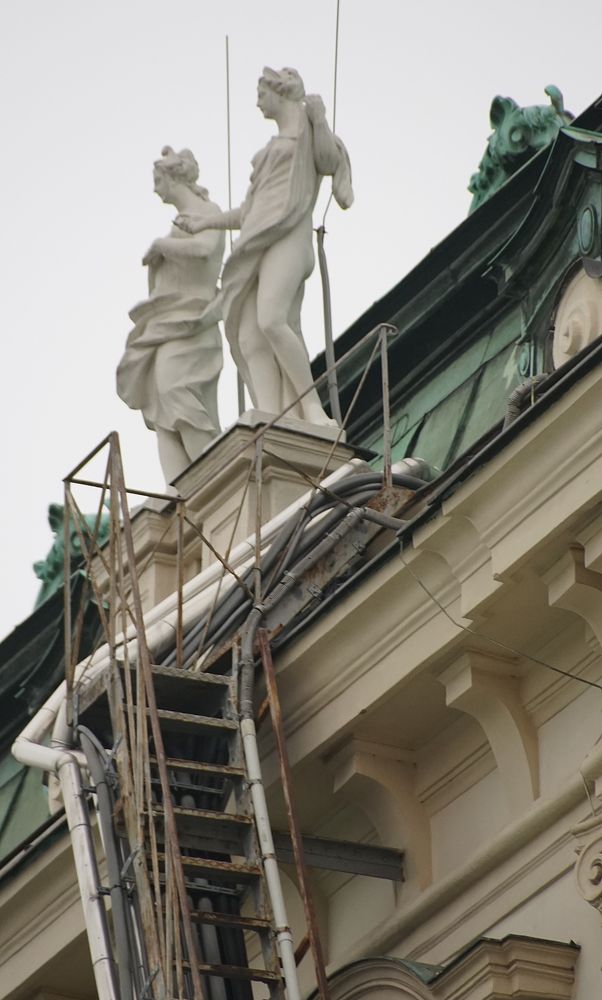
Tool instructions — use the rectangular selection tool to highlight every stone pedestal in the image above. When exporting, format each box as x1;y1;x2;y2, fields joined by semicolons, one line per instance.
92;414;360;614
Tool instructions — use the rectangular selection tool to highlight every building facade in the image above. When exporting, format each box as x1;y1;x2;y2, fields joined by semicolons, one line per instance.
2;92;602;1000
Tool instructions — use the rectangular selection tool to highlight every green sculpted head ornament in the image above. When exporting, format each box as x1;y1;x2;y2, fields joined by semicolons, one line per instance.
469;85;573;213
33;503;110;608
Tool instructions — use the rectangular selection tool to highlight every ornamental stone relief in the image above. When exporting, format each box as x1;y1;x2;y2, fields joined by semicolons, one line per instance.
552;267;602;369
573;813;602;914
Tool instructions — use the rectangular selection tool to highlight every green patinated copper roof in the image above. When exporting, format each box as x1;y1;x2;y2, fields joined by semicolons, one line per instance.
0;753;50;861
312;96;602;483
0;577;102;866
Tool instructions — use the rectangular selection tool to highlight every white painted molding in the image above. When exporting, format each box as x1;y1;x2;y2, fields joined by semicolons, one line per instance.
430;935;579;1000
324;937;578;1000
438;650;539;815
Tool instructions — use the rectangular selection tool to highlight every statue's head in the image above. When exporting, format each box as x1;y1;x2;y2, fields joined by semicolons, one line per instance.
257;67;305;118
153;146;208;204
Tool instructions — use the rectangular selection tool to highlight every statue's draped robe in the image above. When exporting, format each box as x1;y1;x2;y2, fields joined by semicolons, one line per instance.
203;111;352;391
116;265;222;439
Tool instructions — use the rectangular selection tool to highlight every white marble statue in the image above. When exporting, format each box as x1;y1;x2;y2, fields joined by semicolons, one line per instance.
117;146;225;484
175;67;353;427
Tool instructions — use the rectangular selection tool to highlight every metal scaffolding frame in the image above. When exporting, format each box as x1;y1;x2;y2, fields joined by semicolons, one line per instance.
57;323;421;1000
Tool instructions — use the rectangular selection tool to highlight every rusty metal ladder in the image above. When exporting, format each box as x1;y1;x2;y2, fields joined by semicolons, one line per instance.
68;435;287;1000
67;428;417;1000
95;645;286;1000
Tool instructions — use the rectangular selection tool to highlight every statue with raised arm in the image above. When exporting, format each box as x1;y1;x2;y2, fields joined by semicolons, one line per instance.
175;67;353;427
117;146;224;484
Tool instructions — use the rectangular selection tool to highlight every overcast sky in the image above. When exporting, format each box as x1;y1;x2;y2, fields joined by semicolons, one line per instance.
1;0;600;636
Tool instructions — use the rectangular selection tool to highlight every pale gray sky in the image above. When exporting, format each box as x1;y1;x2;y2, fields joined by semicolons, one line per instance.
1;0;600;635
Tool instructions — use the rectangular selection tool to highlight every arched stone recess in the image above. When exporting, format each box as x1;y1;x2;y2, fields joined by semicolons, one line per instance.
329;739;432;890
324;957;436;1000
437;649;539;817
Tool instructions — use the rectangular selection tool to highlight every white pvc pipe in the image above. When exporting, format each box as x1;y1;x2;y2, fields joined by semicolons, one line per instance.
241;719;301;1000
58;755;119;1000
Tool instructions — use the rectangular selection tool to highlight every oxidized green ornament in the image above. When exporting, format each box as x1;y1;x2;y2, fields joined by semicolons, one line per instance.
33;503;110;607
469;86;573;212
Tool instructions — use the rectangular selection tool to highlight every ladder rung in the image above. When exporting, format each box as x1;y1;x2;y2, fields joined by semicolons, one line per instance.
132;705;237;735
150;776;224;796
122;661;233;687
152;805;252;837
189;910;272;932
157;852;261;883
159;875;241;898
152;757;245;780
179;960;281;984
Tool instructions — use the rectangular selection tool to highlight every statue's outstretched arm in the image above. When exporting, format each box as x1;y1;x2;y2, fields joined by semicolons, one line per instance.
175;207;242;235
153;229;222;259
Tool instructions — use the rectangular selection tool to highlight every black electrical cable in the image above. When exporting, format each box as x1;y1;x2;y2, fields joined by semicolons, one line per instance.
162;471;429;670
78;727;141;1000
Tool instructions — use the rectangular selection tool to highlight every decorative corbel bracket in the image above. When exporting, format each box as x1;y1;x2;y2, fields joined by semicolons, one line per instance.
329;739;432;889
546;543;602;648
438;650;539;816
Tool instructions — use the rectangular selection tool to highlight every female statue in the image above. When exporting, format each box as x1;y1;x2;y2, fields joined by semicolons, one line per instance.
175;67;353;426
117;147;224;484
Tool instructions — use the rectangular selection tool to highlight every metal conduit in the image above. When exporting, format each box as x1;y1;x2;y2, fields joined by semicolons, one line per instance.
79;727;141;1000
162;472;427;671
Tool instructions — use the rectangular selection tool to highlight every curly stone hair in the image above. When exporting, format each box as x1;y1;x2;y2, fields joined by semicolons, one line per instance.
259;67;305;102
154;146;208;199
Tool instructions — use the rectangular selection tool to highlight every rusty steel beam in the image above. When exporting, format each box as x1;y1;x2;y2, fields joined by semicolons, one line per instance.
272;831;404;882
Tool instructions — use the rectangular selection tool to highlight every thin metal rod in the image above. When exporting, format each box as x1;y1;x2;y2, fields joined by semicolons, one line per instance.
331;0;341;134
321;0;342;227
196;458;255;657
254;438;263;604
294;935;310;967
225;34;245;417
316;327;383;487
68;476;182;503
316;226;342;425
66;489;112;640
381;325;393;488
64;432;112;481
176;501;185;669
225;35;233;255
63;486;73;727
258;630;330;1000
183;514;254;600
